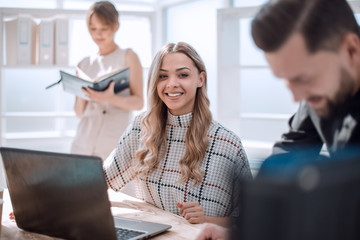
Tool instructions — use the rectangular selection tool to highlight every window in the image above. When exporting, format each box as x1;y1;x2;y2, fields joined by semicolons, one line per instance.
217;1;360;175
217;6;297;174
233;0;268;7
164;0;226;115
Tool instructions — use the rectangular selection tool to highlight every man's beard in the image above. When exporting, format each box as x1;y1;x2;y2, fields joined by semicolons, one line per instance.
314;68;355;119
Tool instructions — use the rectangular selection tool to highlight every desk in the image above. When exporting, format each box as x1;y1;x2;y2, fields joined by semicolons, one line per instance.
1;189;203;240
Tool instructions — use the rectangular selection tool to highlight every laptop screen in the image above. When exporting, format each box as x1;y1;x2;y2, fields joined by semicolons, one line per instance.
0;147;117;240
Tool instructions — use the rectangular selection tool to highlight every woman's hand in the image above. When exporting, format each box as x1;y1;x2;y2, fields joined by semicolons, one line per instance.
81;81;116;103
177;201;205;224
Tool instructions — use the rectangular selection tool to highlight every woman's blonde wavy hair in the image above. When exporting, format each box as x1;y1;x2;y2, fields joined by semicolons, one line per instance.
134;42;212;185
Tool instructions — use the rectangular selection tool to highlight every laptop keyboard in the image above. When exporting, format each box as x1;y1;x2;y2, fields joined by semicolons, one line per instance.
116;227;146;240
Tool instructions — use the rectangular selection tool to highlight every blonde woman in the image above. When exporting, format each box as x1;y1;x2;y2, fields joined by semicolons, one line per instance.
104;42;252;226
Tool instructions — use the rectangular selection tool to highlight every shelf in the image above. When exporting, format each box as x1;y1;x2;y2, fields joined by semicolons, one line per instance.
0;7;154;18
219;65;269;70
5;130;75;140
219;113;292;121
1;65;75;69
2;112;76;118
240;113;292;121
0;5;156;149
0;7;86;18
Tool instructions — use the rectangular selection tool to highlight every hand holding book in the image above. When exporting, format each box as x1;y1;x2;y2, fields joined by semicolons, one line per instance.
81;80;117;102
46;67;130;100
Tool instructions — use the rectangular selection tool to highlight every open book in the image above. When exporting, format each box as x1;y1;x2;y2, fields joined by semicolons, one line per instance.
46;67;130;100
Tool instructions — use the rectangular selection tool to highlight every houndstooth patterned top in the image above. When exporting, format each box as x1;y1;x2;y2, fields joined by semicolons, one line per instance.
104;111;252;217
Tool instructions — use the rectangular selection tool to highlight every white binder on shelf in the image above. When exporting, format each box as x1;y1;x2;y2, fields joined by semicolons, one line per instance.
39;19;54;65
5;17;37;65
54;18;69;66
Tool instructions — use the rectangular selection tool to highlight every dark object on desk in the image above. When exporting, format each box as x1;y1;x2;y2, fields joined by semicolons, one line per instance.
0;147;171;240
46;67;130;100
232;151;360;240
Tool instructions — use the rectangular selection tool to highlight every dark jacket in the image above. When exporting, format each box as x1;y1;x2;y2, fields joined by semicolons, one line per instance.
272;90;360;158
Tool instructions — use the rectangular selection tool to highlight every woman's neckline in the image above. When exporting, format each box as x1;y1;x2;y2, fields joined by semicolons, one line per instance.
98;44;119;57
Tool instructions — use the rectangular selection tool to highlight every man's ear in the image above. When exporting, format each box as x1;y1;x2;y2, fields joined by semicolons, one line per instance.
342;33;360;65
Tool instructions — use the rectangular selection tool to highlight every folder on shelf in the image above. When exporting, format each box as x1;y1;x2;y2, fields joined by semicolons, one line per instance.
5;17;37;65
39;19;54;65
54;18;69;66
46;68;130;100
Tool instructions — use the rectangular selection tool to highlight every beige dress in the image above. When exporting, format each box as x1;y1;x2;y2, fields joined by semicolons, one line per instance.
71;47;132;161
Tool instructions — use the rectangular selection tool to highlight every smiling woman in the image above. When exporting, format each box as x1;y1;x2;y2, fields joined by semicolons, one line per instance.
103;42;252;227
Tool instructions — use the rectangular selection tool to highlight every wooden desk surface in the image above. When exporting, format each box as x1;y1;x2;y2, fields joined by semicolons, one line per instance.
1;189;203;240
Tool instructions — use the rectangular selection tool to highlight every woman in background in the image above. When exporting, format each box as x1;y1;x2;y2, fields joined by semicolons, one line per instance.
104;42;252;226
71;1;143;161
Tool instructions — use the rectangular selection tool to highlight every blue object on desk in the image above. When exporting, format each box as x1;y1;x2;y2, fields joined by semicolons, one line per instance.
232;148;360;240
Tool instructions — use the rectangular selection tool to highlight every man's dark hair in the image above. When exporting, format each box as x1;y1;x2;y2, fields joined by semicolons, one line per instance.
251;0;360;53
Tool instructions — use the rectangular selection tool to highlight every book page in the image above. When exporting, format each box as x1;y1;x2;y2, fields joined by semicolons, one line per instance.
76;67;92;82
76;67;124;83
92;68;123;83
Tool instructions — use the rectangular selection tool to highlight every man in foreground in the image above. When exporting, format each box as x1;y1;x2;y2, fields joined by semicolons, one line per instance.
196;0;360;238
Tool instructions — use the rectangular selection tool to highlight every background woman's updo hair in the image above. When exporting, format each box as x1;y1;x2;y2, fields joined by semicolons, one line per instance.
86;1;119;29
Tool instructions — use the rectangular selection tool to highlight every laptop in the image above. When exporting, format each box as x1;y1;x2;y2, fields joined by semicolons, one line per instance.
0;147;171;240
